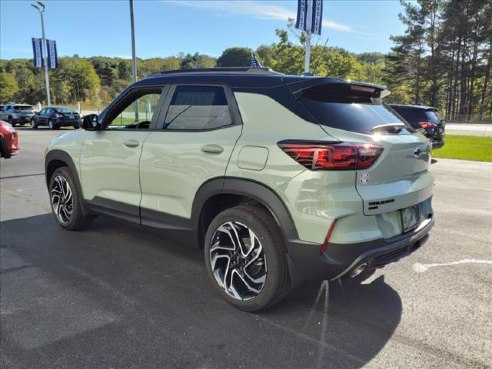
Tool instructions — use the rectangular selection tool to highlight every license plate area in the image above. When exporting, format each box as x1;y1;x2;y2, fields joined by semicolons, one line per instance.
401;206;419;232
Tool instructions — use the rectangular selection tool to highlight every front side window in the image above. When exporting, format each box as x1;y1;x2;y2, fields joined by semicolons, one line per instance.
163;86;232;130
106;89;162;130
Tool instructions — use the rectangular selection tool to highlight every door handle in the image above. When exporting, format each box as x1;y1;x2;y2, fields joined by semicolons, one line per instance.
123;139;139;148
201;144;224;154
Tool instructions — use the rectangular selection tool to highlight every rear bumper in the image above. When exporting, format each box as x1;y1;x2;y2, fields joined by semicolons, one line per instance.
286;217;434;281
56;119;81;127
13;116;33;124
432;138;445;149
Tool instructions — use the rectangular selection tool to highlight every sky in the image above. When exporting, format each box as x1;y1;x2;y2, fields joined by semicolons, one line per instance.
0;0;406;60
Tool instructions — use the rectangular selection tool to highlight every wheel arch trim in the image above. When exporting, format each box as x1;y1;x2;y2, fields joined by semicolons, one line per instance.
191;177;299;249
45;150;88;216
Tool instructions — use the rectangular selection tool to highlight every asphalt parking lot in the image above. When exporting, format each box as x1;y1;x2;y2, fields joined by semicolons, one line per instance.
1;128;491;369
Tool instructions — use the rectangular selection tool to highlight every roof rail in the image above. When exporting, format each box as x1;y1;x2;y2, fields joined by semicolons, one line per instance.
146;67;281;78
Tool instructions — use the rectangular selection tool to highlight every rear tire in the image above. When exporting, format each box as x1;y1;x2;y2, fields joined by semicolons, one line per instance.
49;167;92;230
48;119;55;130
204;205;290;312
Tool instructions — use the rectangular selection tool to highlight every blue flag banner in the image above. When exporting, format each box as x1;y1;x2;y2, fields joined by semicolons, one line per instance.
32;38;43;68
295;0;323;35
251;53;262;68
46;39;58;69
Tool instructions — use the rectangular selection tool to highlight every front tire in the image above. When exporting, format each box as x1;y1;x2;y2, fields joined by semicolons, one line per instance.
204;205;290;312
49;167;92;230
31;119;38;129
48;119;56;130
8;117;15;127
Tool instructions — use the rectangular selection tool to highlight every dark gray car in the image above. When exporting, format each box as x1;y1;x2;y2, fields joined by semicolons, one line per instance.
0;104;35;126
389;104;446;149
32;106;81;129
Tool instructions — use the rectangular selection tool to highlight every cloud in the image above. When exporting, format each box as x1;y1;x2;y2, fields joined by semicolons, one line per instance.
166;0;357;33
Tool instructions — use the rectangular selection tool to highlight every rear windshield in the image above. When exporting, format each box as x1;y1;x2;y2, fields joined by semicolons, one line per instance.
299;85;410;134
426;110;441;122
15;105;33;111
56;107;76;113
391;106;441;124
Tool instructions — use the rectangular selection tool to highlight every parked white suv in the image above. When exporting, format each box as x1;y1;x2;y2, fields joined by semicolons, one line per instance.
45;68;434;311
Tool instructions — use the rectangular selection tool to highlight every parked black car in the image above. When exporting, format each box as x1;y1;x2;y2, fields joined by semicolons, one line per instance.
0;104;35;126
389;104;445;148
31;106;81;129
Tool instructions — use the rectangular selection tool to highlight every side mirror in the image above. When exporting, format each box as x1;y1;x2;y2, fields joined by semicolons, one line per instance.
82;114;101;131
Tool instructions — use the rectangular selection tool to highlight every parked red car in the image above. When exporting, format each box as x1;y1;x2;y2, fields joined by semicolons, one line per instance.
0;120;19;159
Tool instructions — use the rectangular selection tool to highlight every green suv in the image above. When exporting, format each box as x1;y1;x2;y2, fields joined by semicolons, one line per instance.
45;68;434;311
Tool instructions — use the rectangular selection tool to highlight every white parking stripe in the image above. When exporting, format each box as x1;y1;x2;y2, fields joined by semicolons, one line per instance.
413;259;492;272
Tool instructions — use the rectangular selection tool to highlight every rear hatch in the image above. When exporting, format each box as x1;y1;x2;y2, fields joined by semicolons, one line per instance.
14;105;34;116
292;81;434;216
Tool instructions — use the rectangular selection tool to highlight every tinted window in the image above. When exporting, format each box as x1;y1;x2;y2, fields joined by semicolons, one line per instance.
15;105;33;111
300;86;409;134
390;107;427;122
163;86;232;130
56;107;76;113
425;110;442;123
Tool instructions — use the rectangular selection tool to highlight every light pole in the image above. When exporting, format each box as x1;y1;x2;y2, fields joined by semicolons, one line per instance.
31;1;51;106
129;0;138;120
129;0;137;84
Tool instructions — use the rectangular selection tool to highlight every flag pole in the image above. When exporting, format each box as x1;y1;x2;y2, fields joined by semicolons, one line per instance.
304;31;311;74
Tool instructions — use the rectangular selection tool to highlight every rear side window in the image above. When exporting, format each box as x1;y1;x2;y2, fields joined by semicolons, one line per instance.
163;86;232;130
299;85;408;134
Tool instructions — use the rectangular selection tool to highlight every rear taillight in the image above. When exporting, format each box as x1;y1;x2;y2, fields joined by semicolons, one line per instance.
418;121;436;129
278;140;383;170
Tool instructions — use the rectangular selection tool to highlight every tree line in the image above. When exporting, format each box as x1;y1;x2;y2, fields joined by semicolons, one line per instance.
386;0;491;121
0;0;490;121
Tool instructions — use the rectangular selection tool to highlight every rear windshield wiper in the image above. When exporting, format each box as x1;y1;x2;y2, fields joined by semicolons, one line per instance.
371;123;406;134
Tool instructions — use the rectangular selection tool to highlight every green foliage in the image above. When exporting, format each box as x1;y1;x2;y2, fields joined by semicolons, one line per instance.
0;72;18;101
52;58;100;103
217;47;253;67
180;53;216;69
386;0;491;119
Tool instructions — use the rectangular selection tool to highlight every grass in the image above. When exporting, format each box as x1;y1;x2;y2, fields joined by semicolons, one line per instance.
432;135;492;162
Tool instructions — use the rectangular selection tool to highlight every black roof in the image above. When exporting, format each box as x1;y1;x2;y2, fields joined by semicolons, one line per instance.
137;67;388;94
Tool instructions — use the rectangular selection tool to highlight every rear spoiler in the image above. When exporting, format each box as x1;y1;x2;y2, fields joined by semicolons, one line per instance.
285;77;390;100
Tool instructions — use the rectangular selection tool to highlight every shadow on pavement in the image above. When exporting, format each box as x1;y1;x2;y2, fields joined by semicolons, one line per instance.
1;214;401;369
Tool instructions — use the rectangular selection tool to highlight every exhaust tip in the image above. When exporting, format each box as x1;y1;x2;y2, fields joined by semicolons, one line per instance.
350;262;369;278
